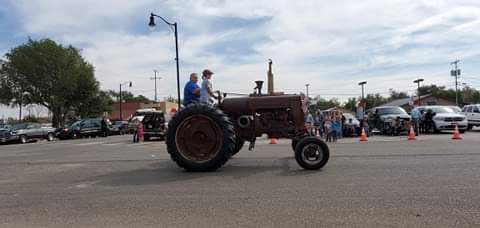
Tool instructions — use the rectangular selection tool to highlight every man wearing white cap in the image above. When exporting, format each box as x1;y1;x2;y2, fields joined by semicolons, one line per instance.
200;69;218;104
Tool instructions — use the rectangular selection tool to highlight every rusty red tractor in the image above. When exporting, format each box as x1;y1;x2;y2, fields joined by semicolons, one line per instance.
166;60;330;171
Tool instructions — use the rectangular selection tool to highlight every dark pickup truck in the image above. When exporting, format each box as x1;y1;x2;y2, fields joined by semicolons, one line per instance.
0;123;55;144
369;106;411;135
142;111;167;141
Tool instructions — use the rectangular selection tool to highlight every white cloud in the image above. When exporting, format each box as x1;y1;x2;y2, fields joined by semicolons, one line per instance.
3;0;480;106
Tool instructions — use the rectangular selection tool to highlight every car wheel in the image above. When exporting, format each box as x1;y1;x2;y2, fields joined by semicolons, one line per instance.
232;138;245;156
20;135;28;144
46;133;54;141
433;124;440;134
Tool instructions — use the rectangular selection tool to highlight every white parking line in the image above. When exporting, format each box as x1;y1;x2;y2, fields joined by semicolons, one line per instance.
102;143;123;146
74;142;104;146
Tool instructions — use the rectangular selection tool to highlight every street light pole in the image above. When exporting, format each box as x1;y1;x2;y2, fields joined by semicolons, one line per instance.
149;13;181;109
305;84;310;99
358;81;367;117
18;91;29;121
413;78;424;106
19;93;23;121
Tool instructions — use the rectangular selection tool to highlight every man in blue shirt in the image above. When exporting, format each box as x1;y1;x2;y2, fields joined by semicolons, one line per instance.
183;73;200;106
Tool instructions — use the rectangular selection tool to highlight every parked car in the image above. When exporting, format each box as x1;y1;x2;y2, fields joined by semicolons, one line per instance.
1;123;55;144
342;113;361;137
127;108;158;134
111;120;129;135
369;106;411;135
449;106;462;113
56;118;112;139
461;104;480;130
142;110;167;141
0;125;17;143
412;106;467;133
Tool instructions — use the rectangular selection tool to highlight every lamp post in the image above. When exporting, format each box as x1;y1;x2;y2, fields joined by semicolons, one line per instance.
305;84;310;99
358;81;367;118
148;13;181;109
18;91;29;121
119;81;132;120
413;78;424;106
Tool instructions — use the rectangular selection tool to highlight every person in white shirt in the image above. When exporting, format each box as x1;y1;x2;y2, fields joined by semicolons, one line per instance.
411;107;421;135
200;69;218;104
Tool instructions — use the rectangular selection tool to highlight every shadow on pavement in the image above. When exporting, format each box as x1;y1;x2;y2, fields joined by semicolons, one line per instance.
89;157;322;187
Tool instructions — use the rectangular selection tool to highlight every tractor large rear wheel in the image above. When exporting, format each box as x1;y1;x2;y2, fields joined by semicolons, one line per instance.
232;138;245;156
166;103;236;171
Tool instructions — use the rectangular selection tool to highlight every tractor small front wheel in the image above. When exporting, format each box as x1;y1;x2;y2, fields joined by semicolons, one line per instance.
294;136;329;170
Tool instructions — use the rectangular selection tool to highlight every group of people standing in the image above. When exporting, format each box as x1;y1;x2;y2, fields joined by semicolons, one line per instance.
183;69;218;106
411;108;435;134
305;110;346;143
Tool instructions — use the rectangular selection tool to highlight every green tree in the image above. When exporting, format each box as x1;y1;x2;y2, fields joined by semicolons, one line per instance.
364;93;388;109
343;97;357;112
0;38;106;127
418;84;444;96
309;96;341;111
74;90;113;118
106;90;150;103
388;89;409;101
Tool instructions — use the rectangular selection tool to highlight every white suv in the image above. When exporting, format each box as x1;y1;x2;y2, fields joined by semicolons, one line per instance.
412;106;468;133
461;104;480;130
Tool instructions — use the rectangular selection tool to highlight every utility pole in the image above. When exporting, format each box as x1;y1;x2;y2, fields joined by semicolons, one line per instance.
450;59;461;106
150;70;161;102
413;78;424;106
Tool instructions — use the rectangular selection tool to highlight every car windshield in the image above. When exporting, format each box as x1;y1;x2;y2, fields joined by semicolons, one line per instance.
378;107;407;115
450;106;461;113
70;121;82;128
424;107;454;114
12;123;28;130
0;125;11;130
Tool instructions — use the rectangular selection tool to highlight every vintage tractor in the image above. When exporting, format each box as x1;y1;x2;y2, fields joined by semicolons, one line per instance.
166;60;330;171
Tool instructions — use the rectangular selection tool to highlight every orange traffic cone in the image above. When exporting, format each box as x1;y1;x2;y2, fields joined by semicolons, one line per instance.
359;128;368;142
269;137;278;144
408;126;416;140
452;124;462;140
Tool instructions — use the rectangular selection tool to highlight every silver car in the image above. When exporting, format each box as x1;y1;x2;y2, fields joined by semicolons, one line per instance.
412;106;467;133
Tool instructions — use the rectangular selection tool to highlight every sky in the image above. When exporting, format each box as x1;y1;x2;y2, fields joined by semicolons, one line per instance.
2;0;480;117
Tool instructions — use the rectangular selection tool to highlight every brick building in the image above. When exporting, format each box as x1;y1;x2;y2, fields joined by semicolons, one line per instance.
109;101;177;120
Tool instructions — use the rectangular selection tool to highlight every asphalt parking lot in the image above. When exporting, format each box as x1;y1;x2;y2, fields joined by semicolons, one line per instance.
1;131;480;228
